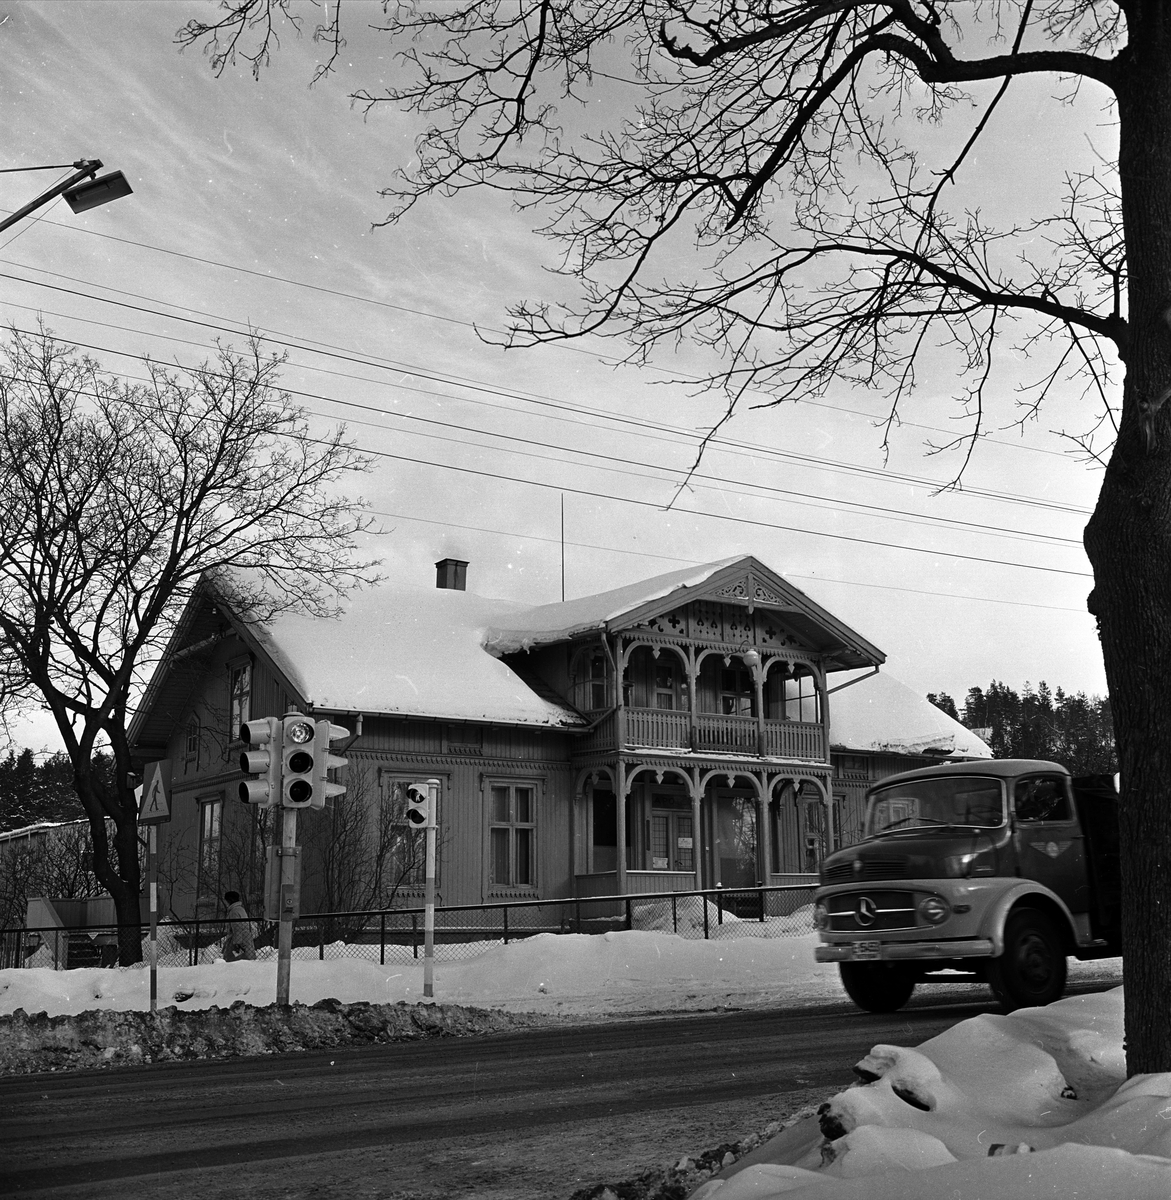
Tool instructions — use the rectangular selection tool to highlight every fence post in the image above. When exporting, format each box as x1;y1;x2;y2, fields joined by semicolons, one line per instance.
576;898;581;934
380;913;386;967
760;885;766;923
625;897;632;931
703;893;710;940
672;894;678;934
412;912;419;959
319;922;325;961
503;905;509;946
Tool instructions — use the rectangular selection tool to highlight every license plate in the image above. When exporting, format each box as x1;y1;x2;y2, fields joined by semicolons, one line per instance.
851;941;881;961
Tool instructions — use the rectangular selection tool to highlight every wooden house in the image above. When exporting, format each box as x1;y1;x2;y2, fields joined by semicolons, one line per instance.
128;555;987;918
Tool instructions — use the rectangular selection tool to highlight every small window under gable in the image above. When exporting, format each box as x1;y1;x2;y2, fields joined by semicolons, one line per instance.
571;645;610;712
229;660;251;742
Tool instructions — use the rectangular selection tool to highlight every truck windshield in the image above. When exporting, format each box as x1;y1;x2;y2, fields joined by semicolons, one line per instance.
865;777;1005;837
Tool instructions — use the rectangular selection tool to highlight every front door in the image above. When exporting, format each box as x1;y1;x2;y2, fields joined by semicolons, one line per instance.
713;793;759;887
1012;773;1089;913
648;795;695;872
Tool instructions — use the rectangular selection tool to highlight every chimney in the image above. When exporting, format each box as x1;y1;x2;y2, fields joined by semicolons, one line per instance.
435;558;468;591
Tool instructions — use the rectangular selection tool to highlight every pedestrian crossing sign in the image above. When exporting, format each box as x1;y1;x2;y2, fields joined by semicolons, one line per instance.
139;760;172;823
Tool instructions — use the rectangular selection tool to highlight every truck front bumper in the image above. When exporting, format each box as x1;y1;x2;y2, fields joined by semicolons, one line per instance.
815;938;995;963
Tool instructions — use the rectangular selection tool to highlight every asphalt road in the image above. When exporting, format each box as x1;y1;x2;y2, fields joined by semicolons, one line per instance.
0;977;1121;1200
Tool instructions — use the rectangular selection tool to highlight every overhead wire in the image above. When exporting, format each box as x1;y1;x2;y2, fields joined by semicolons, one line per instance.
0;331;1091;580
4;324;1082;552
0;274;1094;528
0;261;1095;519
4;215;1092;464
371;506;1092;614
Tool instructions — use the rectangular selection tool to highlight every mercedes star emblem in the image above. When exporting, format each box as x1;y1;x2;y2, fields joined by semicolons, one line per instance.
856;896;877;926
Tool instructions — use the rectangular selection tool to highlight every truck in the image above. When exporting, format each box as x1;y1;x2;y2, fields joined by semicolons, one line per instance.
813;758;1121;1013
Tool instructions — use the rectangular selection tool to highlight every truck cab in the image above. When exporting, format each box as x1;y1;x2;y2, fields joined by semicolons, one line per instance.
813;759;1120;1012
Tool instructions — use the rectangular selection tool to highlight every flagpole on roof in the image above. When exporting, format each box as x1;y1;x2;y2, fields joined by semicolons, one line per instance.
561;494;566;602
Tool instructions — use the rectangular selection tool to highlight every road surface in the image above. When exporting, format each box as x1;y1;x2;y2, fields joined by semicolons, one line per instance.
0;977;1121;1200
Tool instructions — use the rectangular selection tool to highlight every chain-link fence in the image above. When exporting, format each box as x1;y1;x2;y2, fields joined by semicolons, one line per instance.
1;882;817;971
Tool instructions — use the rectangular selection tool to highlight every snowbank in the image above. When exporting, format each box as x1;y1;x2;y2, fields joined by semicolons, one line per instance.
694;986;1171;1200
0;928;838;1018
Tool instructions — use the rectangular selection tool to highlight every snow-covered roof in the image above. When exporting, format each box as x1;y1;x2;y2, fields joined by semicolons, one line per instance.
483;556;884;669
829;671;991;759
483;558;745;652
208;555;883;729
249;586;587;729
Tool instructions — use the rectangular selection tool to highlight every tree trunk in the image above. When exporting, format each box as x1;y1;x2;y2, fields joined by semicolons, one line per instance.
1084;28;1171;1076
79;774;144;967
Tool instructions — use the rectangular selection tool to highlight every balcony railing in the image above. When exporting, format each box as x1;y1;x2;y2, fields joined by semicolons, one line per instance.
613;708;826;761
692;712;758;753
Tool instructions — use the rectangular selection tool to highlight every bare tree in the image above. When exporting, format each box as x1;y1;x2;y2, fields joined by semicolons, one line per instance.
301;763;437;942
179;0;1171;1075
0;821;107;931
0;325;378;963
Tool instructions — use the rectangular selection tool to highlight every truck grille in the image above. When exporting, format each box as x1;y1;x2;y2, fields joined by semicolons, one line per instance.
827;890;917;932
822;857;909;883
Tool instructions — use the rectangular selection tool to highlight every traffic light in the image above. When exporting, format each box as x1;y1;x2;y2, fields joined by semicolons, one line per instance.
311;720;349;807
239;717;282;807
406;782;432;827
281;715;317;808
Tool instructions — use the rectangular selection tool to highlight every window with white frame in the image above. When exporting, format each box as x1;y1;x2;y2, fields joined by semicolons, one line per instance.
185;716;200;771
765;664;821;722
197;796;223;899
571;647;609;712
489;782;536;887
229;661;251;741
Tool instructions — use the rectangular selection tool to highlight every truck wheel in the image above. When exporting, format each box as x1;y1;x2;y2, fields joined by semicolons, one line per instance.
838;963;916;1013
988;910;1067;1011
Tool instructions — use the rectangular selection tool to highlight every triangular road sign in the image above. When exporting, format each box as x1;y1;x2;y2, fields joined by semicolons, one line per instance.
139;760;172;823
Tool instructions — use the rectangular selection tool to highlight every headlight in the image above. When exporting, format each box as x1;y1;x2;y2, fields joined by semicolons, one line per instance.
944;852;976;878
814;901;830;930
917;895;951;925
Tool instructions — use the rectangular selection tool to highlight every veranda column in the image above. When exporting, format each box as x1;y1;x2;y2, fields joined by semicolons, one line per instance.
615;760;628;894
689;767;703;890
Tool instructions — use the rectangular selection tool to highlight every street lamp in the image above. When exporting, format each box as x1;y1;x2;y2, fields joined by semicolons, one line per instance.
0;159;133;234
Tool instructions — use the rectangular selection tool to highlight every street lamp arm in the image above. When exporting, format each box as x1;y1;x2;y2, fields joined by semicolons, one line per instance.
0;159;102;234
0;160;101;174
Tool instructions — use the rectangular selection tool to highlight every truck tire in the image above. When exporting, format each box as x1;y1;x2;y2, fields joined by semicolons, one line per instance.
988;910;1067;1011
838;963;917;1013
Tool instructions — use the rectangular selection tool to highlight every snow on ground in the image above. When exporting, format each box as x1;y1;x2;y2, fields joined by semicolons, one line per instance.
698;986;1171;1200
0;927;838;1017
0;924;1160;1199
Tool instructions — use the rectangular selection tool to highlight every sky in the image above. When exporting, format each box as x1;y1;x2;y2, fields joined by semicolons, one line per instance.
1;3;1115;754
0;926;1159;1198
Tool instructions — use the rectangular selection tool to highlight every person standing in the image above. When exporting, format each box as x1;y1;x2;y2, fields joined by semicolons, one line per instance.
222;890;256;961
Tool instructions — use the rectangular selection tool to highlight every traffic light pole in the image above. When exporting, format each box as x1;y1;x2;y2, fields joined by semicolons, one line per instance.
276;806;298;1006
423;813;436;998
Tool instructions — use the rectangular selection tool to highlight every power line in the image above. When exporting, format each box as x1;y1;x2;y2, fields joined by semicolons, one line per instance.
6;217;1093;464
4;317;1087;555
0;263;1096;519
371;506;1092;614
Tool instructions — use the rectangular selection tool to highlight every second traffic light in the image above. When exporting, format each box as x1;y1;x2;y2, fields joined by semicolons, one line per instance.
239;717;282;807
406;780;438;828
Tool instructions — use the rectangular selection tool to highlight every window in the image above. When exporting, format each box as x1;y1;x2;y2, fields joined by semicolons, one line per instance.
621;646;687;710
720;665;756;716
489;782;536;887
572;648;610;712
383;778;438;887
198;797;223;898
185;717;200;771
1014;776;1071;823
766;665;821;722
654;660;680;710
229;662;251;741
